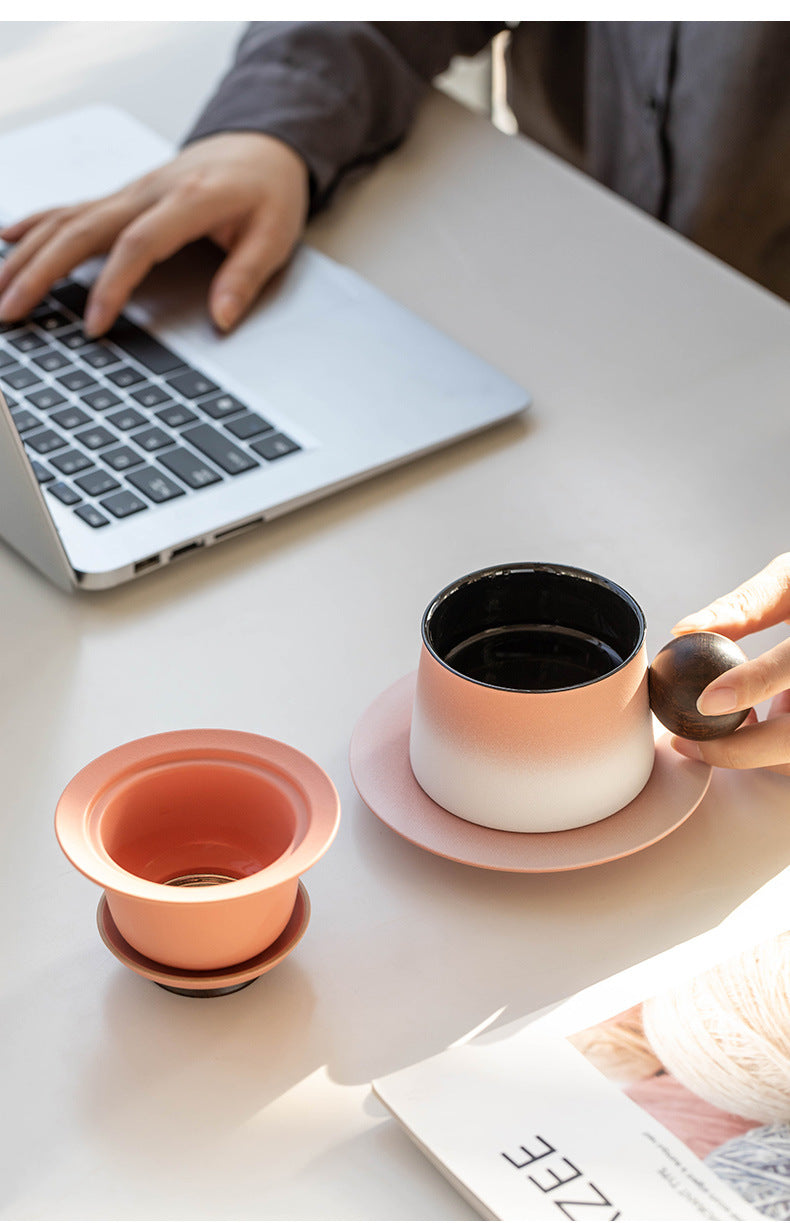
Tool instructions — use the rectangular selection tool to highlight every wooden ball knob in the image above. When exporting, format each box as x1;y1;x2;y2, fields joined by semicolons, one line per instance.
648;632;750;740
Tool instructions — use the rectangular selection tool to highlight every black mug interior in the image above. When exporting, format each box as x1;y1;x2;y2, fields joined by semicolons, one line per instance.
423;564;645;692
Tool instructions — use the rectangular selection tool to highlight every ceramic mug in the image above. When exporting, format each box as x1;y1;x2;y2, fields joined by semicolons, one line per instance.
55;729;340;971
409;563;655;833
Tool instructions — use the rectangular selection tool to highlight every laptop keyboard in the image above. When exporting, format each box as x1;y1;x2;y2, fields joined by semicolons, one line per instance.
0;272;302;529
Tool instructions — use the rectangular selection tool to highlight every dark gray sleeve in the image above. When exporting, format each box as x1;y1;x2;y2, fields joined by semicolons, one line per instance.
185;21;503;211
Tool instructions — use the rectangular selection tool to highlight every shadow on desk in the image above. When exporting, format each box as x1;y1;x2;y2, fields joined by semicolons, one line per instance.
340;766;790;1084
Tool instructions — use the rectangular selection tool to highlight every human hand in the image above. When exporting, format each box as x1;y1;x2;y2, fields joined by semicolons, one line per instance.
670;554;790;774
0;130;309;335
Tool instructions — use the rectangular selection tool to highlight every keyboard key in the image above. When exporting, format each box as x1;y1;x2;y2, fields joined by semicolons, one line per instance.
50;449;93;476
106;365;145;389
251;432;301;461
100;489;148;519
127;466;185;503
131;426;172;452
106;407;146;431
51;282;89;315
82;388;122;412
166;369;219;400
200;392;247;419
75;469;120;497
57;368;98;393
158;447;222;489
74;424;117;450
225;411;274;440
8;330;47;353
156;402;197;428
81;344;121;369
50;406;91;430
0;349;17;369
3;394;17;409
31;460;54;483
31;348;72;372
47;481;81;506
26;427;67;454
130;384;170;408
30;307;71;332
103;445;145;472
3;366;42;390
181;423;258;475
75;504;109;528
56;327;91;350
25;387;67;410
104;317;185;375
10;407;40;433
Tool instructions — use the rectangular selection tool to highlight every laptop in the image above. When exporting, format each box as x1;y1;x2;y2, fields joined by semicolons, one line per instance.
0;107;529;591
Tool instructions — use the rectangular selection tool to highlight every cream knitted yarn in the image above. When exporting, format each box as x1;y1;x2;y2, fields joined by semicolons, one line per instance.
643;933;790;1123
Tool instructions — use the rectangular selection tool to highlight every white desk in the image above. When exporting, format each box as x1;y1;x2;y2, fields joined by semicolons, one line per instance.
2;22;790;1221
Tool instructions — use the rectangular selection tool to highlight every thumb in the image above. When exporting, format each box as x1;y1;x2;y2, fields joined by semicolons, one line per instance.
673;554;790;640
209;217;294;332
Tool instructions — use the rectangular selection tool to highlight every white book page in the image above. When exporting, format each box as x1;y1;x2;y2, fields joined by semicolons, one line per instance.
375;866;790;1221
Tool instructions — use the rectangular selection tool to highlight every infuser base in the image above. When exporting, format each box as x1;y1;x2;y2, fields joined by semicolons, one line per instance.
96;882;310;997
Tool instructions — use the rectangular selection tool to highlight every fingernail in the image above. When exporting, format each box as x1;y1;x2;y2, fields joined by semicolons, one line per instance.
672;611;714;634
83;301;105;337
697;685;738;716
670;736;703;760
0;287;23;320
213;292;242;331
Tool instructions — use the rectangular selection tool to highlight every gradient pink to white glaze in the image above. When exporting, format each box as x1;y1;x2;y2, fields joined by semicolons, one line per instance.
409;640;655;833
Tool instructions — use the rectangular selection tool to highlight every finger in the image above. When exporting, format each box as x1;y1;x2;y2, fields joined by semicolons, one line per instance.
696;638;790;716
0;211;77;296
209;217;294;331
0;200;134;321
83;189;237;335
673;554;790;639
671;710;790;772
0;207;66;242
770;690;790;718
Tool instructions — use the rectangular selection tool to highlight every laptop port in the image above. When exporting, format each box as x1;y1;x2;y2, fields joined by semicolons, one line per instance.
134;553;161;574
213;517;264;541
171;539;205;560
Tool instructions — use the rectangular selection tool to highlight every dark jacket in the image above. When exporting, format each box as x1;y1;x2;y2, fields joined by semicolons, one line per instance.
188;21;790;301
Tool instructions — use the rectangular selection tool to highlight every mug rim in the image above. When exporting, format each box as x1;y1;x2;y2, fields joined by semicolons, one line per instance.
421;562;647;694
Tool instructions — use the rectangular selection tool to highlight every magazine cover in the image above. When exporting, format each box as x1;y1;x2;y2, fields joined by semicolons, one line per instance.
374;869;790;1221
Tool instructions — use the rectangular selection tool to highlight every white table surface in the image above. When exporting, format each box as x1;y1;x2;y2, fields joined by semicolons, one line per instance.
2;22;790;1221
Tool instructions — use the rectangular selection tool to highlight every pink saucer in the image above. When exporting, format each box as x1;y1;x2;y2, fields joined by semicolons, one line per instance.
97;882;311;996
349;673;712;873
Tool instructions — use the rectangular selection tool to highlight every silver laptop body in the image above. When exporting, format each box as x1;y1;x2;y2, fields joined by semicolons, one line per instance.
0;107;528;590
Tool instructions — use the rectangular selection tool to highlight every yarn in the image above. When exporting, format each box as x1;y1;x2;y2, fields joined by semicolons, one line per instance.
705;1122;790;1219
568;1005;663;1083
643;933;790;1124
625;1071;757;1160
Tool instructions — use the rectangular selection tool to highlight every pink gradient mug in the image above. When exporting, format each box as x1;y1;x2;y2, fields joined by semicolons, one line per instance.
409;563;655;833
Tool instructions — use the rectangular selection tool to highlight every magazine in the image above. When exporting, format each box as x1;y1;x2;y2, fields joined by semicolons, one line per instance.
373;868;790;1221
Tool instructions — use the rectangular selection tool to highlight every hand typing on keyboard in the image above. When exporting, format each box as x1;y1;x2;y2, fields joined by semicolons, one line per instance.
0;275;302;530
0;131;308;336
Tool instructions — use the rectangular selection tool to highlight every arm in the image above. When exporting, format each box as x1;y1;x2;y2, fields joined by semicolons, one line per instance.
671;554;790;775
187;21;504;211
0;21;501;334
